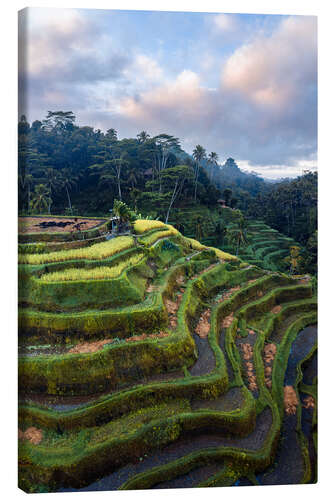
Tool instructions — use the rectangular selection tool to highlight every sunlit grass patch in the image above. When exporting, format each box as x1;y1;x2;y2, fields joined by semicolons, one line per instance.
185;237;237;261
18;236;134;265
134;219;166;234
139;226;179;246
39;253;144;282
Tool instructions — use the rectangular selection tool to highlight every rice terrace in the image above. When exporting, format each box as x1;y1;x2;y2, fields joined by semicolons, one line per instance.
17;6;317;494
18;208;317;492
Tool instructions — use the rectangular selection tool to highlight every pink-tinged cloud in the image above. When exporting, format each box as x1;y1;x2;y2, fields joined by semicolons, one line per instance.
117;70;210;124
222;16;317;108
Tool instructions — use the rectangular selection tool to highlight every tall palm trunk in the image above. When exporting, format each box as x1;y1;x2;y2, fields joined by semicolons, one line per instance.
66;185;73;215
194;162;199;201
117;174;122;201
27;185;31;213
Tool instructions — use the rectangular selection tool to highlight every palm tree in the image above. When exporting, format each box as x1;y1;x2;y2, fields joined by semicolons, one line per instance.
195;215;205;241
215;220;227;246
106;128;118;141
127;167;139;190
226;217;248;256
44;168;61;213
112;199;134;233
207;152;219;181
111;153;129;201
192;145;206;201
19;173;34;213
31;184;52;214
137;131;150;143
223;188;232;207
60;168;79;215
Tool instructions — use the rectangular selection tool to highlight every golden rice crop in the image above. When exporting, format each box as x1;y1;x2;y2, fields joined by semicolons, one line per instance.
185;237;238;261
140;226;179;246
133;219;166;234
18;236;134;265
39;253;144;282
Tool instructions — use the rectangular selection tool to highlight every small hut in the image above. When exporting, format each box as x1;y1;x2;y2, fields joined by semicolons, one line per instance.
217;199;227;208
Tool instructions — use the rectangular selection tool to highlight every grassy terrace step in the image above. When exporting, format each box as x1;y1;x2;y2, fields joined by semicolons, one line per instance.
18;232;113;254
19;267;266;426
116;406;275;491
257;321;317;486
19;264;263;397
19;394;258;491
18;218;317;492
20;256;151;312
18;254;216;342
18;246;143;277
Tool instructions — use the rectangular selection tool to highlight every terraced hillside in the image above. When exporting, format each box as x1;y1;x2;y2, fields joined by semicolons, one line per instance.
18;217;317;492
223;220;300;273
169;207;304;273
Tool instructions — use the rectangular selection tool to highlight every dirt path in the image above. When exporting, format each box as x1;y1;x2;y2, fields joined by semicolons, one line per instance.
235;331;259;397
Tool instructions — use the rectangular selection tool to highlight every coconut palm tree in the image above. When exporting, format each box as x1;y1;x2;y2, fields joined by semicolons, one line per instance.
195;215;205;241
127;167;139;190
137;131;150;143
19;173;34;213
44;168;61;213
226;217;248;256
111;154;130;201
192;145;206;201
207;152;219;181
31;184;52;214
60;168;79;215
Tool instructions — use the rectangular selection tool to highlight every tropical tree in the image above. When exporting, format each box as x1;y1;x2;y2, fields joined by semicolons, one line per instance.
226;217;248;256
42;111;76;132
106;128;118;141
162;165;193;223
137;131;150;143
30;184;52;214
230;197;238;209
215;220;227;246
223;188;233;207
44;168;62;213
285;246;302;275
207;152;219;181
127;167;139;190
193;145;206;201
153;134;181;192
195;215;205;241
112;199;136;232
111;153;130;201
60;168;79;215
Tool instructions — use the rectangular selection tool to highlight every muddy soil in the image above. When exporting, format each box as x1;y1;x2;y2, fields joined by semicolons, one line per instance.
189;335;215;376
18;217;105;234
219;328;234;383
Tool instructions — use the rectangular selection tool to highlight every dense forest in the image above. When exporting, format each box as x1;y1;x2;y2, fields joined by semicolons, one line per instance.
18;111;317;272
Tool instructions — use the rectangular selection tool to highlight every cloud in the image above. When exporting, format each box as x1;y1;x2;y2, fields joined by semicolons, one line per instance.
19;10;317;177
222;16;317;108
116;70;207;125
212;13;238;33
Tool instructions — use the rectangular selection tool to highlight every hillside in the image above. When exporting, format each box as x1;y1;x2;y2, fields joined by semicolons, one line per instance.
18;216;317;492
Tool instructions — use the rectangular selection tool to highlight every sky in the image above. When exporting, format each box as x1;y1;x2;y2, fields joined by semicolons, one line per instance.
18;8;317;179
